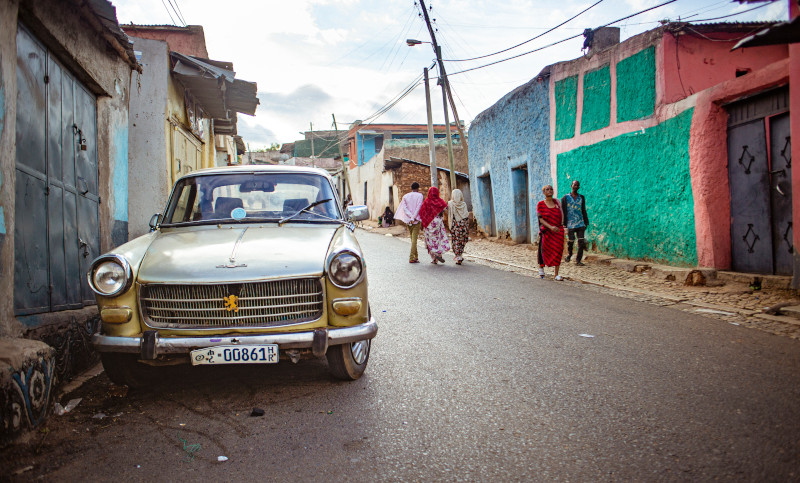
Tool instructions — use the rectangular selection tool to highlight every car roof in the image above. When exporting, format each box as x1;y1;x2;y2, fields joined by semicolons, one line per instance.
178;165;334;182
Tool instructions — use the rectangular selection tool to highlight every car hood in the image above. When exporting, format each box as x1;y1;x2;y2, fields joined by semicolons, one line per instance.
136;224;340;284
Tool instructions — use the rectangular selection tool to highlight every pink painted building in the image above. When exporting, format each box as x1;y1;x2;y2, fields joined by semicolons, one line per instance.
546;15;796;281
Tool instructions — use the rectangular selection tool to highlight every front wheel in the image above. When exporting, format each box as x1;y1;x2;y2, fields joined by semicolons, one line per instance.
326;339;371;380
100;353;155;388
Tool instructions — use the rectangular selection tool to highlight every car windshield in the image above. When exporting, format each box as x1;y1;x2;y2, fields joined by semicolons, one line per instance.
162;172;341;226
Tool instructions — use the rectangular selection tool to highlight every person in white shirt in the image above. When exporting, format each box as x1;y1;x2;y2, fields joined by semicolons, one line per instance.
394;182;424;263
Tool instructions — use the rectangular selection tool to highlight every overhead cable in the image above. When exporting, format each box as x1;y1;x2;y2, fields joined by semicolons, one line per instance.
444;0;604;62
447;0;677;77
687;2;772;23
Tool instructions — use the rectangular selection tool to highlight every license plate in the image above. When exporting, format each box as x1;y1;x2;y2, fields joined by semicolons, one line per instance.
190;345;279;366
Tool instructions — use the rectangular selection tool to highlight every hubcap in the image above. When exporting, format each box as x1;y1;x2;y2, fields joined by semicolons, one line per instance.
351;340;370;364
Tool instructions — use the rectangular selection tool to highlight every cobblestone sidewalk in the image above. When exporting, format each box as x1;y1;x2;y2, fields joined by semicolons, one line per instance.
360;221;800;340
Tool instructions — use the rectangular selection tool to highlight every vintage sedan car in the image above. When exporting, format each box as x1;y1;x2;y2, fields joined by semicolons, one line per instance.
89;165;375;386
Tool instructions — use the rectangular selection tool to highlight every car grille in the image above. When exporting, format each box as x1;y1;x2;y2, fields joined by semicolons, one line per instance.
139;278;324;329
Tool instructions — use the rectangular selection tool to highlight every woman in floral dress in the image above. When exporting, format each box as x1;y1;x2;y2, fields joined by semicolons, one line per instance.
447;189;470;265
419;186;451;264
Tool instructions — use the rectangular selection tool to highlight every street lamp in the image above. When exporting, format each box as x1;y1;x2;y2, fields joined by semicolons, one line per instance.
406;38;426;46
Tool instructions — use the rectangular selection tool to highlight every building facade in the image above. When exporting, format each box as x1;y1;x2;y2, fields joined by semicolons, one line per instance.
469;18;797;280
0;0;138;441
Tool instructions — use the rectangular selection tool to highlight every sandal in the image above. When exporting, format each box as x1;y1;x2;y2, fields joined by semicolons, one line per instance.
538;268;545;279
554;275;563;281
436;255;445;263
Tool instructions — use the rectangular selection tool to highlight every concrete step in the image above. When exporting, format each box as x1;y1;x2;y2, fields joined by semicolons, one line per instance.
717;271;792;290
0;338;56;444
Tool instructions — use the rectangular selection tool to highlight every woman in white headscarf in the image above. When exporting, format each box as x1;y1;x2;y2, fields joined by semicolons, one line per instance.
447;189;470;265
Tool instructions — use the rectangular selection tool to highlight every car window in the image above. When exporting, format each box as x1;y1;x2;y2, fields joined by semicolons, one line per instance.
163;172;341;225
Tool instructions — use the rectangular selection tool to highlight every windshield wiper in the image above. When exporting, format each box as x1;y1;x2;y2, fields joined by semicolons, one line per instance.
278;199;332;226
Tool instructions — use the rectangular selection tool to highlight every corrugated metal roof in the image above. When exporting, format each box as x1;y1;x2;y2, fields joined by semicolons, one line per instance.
85;0;140;70
169;52;259;133
732;16;800;49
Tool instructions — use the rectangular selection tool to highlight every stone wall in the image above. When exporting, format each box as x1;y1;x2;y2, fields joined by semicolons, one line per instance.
557;108;697;265
385;140;467;174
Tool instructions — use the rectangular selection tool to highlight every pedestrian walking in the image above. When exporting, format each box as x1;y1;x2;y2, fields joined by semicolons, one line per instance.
447;188;470;265
395;182;424;263
537;185;565;280
419;186;451;264
560;180;589;266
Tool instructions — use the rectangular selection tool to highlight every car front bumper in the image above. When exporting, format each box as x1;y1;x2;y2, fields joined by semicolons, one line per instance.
92;318;378;360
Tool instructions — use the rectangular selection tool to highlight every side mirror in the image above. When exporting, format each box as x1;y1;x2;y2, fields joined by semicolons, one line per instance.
346;205;369;222
149;213;162;232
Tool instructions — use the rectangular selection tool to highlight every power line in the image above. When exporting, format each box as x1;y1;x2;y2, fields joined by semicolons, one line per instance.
167;0;187;26
444;0;605;62
447;0;677;77
161;0;177;24
170;0;188;25
688;2;772;23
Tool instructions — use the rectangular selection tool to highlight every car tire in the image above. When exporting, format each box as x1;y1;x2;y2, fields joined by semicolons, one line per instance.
100;353;154;388
326;339;371;380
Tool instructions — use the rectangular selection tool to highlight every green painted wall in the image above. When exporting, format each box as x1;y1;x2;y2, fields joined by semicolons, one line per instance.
557;108;697;266
580;64;610;134
554;75;577;140
617;46;656;122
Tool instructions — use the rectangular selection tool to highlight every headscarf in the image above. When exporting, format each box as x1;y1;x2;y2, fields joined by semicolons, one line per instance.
447;189;469;229
419;186;448;228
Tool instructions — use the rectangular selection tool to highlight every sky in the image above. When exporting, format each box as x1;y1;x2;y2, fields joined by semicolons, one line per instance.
112;0;789;149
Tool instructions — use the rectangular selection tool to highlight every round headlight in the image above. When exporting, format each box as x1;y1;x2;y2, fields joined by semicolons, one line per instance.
89;256;132;296
329;252;363;288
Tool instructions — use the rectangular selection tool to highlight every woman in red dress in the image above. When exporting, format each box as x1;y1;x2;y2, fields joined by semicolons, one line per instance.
537;185;565;280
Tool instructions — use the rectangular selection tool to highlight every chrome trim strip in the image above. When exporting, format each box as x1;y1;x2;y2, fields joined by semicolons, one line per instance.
92;318;378;354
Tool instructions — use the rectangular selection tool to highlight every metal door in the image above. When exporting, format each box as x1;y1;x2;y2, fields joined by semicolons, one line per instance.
14;24;99;314
728;119;773;273
726;87;791;275
511;166;530;243
769;113;792;275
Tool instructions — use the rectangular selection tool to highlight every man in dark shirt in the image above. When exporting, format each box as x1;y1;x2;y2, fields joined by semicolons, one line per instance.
561;180;589;266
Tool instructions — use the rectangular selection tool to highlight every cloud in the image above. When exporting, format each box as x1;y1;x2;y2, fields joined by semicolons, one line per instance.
257;85;333;115
236;119;278;147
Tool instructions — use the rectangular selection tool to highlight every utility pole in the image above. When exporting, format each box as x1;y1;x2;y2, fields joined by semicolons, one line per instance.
418;0;469;175
310;122;316;168
424;67;438;189
332;113;353;203
438;47;456;191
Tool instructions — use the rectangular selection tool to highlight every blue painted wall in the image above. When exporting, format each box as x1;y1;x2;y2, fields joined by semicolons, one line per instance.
357;133;380;166
111;124;128;247
468;75;551;241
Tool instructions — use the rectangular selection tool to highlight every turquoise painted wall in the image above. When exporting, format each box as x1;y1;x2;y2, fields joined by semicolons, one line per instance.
554;75;577;141
617;47;655;122
581;64;610;134
557;108;697;266
113;127;128;223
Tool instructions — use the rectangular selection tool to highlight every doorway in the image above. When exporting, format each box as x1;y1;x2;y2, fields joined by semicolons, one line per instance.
511;166;530;243
726;87;791;275
478;174;496;236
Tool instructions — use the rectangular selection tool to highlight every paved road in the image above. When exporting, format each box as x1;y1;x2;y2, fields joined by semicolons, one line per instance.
4;231;800;481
